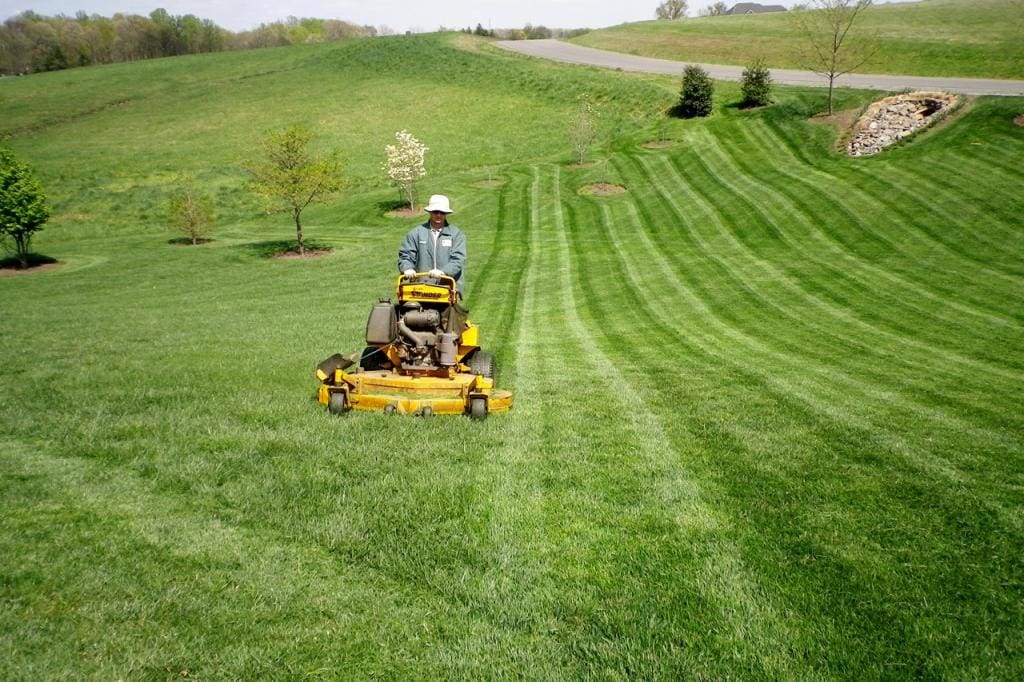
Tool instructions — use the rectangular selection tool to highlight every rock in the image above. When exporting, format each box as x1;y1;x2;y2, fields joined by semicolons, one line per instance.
846;92;958;157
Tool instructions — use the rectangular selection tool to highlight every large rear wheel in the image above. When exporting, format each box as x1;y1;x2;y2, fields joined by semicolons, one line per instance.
468;350;495;379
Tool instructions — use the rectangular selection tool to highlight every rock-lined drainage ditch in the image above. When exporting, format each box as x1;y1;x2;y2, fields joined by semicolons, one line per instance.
847;91;959;157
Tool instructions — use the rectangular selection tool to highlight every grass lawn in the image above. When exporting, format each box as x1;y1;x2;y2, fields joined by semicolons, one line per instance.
573;0;1024;80
2;28;1023;678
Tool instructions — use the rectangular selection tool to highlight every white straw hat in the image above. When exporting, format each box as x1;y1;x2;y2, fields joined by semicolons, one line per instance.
424;194;453;214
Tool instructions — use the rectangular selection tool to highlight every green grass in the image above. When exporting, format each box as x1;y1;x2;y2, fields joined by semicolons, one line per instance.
2;28;1024;678
573;0;1024;80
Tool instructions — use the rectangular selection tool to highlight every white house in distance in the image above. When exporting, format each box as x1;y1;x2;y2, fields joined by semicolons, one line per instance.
726;3;788;14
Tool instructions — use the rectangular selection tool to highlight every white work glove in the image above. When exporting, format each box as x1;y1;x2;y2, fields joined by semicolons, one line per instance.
403;269;416;277
428;269;445;278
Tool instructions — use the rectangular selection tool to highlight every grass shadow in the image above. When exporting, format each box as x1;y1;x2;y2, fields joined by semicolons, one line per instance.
0;252;59;270
167;237;215;246
241;240;333;259
376;198;408;213
723;100;772;112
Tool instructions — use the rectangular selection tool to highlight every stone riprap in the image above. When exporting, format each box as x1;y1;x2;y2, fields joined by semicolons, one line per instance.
847;92;959;157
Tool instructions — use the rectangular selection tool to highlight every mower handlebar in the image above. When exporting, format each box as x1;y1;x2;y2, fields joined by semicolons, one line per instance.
398;272;457;287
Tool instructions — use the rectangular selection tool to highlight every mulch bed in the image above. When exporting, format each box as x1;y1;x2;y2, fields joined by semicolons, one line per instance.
385;207;422;219
271;249;333;260
579;183;627;197
0;261;63;276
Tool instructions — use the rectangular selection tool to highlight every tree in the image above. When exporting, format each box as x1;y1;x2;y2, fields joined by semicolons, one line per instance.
673;65;714;118
569;94;599;165
700;2;728;17
383;130;429;211
0;148;50;269
248;125;344;256
740;58;773;107
167;175;214;244
655;0;688;20
791;0;877;114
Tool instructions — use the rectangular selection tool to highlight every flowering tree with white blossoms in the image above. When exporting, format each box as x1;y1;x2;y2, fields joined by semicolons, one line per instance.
383;130;428;210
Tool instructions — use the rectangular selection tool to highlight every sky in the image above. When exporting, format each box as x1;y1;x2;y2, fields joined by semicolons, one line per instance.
0;0;800;34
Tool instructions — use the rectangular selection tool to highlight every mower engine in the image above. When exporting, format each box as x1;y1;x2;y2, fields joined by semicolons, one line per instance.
364;274;471;375
384;301;460;369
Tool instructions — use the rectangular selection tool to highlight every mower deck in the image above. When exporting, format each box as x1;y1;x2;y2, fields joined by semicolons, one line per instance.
317;368;512;417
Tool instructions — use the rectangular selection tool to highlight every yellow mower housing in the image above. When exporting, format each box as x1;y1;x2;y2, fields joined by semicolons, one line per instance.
315;273;512;418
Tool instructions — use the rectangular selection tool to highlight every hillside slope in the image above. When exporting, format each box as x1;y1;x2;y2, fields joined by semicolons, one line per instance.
1;31;1023;679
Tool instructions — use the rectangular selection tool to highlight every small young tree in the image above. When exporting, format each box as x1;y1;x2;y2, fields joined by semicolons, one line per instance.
248;124;343;256
740;58;773;108
674;65;714;118
655;0;689;20
569;94;599;165
0;148;50;269
792;0;877;114
383;130;428;211
167;175;214;244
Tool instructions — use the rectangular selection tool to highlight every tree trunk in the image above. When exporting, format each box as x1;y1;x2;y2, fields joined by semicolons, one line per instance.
294;209;305;256
14;234;28;269
827;75;836;115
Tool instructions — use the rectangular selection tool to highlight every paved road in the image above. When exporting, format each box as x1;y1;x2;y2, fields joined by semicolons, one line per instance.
496;39;1024;97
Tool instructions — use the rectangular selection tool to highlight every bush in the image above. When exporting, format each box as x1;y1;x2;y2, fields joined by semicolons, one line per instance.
740;58;773;108
673;65;713;118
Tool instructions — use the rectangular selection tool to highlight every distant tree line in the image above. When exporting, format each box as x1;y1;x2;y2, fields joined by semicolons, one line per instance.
0;10;382;75
455;24;591;40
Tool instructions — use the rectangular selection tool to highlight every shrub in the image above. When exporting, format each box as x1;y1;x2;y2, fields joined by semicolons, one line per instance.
673;65;713;118
740;58;773;108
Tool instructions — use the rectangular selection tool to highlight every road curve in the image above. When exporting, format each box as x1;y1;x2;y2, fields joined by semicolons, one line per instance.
496;39;1024;97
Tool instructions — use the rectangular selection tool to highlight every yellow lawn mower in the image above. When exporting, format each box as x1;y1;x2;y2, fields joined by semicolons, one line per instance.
315;273;512;419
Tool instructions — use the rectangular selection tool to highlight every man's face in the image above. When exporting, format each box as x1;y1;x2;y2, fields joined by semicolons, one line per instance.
429;211;446;228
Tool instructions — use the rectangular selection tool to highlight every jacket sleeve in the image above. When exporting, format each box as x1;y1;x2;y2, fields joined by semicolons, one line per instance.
442;228;466;279
397;228;419;273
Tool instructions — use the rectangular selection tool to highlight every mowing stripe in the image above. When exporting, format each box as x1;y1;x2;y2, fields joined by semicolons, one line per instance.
749;117;1024;285
582;195;1020;505
730;121;1023;324
644;151;1023;382
585;159;1015;440
542;163;802;671
605;150;1017;432
1;439;543;676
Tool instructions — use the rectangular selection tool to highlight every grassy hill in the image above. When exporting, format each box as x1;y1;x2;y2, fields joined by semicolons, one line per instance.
573;0;1024;79
2;26;1023;679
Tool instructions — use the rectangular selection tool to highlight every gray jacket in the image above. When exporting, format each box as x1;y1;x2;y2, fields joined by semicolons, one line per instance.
397;222;467;295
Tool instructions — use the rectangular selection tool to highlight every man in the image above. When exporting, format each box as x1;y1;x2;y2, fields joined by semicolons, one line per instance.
397;194;467;296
